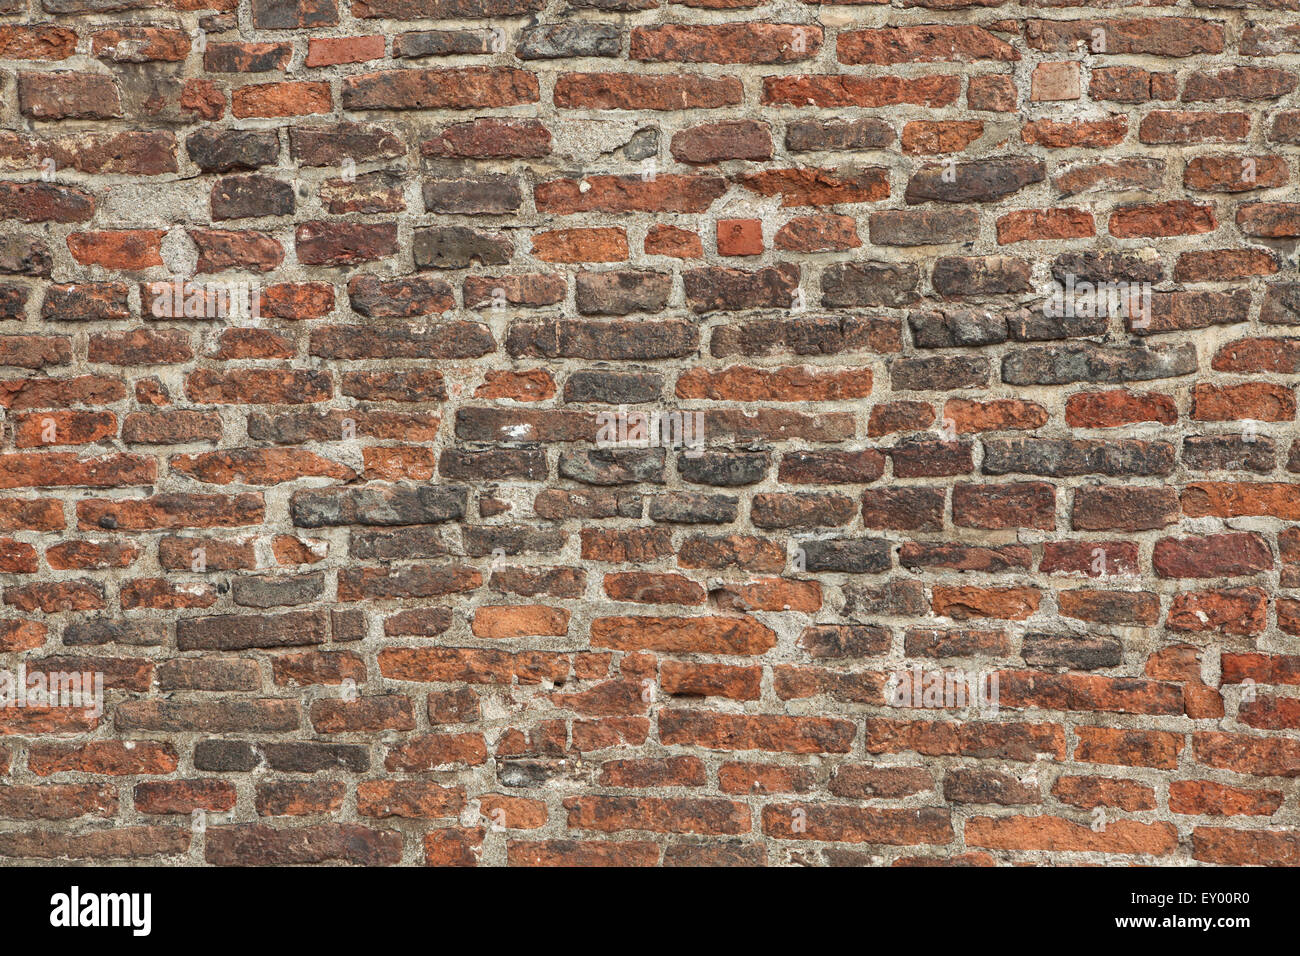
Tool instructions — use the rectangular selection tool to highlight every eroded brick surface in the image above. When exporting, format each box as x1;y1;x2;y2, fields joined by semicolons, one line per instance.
0;0;1296;868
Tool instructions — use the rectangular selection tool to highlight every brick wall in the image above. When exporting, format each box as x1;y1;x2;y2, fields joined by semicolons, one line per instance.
0;0;1297;866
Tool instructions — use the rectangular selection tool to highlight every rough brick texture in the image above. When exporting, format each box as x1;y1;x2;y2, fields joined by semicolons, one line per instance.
0;0;1297;868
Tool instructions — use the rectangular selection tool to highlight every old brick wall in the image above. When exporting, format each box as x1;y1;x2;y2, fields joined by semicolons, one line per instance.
0;0;1297;867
